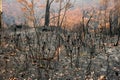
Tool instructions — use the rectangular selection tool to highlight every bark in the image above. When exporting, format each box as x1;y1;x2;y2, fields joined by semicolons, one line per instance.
44;0;50;26
0;11;2;28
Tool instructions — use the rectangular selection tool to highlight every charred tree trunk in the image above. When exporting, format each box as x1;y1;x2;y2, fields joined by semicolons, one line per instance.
44;0;50;26
0;11;2;29
109;11;113;37
0;11;2;45
114;27;120;46
109;23;112;36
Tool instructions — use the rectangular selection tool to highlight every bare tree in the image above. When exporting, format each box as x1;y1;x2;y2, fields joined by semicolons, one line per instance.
0;11;2;29
17;0;38;27
44;0;73;27
113;0;120;46
44;0;54;26
0;11;2;45
57;0;62;27
59;0;73;27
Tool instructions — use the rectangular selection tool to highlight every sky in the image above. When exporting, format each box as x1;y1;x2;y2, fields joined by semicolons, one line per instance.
3;0;99;13
2;0;100;25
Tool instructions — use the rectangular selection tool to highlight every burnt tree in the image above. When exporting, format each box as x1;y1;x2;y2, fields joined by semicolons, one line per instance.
44;0;54;26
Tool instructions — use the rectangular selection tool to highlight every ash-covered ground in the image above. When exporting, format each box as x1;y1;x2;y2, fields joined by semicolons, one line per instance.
0;27;120;80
